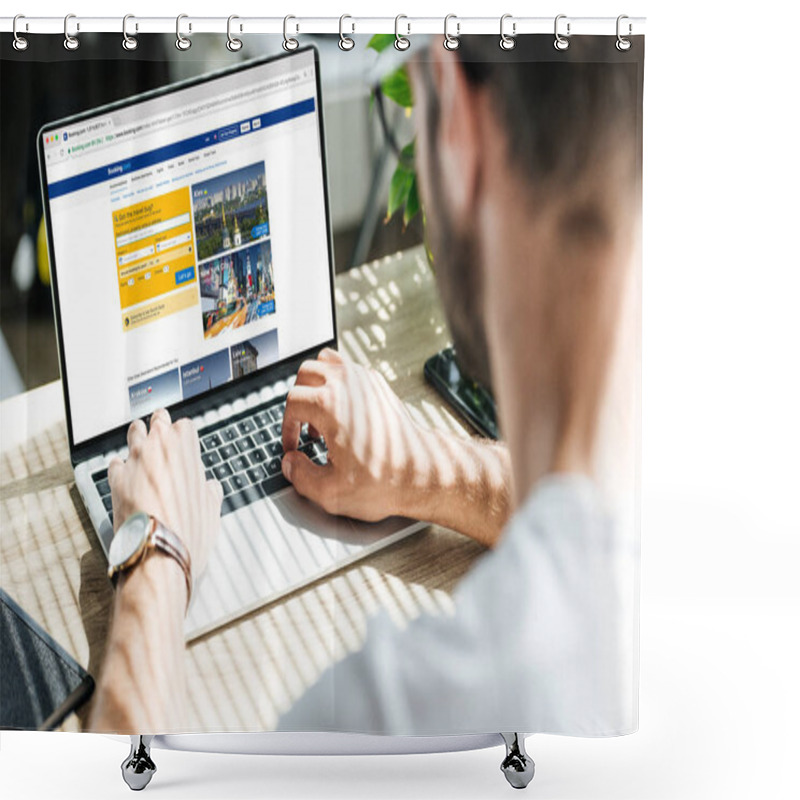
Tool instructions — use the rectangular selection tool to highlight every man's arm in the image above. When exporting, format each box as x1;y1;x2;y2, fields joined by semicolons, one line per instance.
281;348;511;548
88;552;189;732
87;409;222;733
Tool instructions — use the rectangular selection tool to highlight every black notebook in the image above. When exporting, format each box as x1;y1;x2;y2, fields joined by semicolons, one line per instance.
0;587;94;730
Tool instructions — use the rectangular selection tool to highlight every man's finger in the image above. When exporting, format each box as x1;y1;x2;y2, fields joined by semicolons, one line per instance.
294;359;329;388
282;451;334;511
207;478;223;509
127;418;147;451
282;385;334;453
107;456;124;486
317;347;343;365
150;407;171;434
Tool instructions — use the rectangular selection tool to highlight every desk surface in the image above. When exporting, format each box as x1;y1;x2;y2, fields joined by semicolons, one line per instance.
0;246;486;733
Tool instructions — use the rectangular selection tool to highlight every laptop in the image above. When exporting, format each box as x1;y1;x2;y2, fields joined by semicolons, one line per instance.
38;47;424;641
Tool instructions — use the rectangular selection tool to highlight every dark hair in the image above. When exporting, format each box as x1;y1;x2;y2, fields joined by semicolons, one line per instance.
453;35;642;196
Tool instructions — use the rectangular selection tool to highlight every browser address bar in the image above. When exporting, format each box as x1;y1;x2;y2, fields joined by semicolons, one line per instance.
68;69;310;156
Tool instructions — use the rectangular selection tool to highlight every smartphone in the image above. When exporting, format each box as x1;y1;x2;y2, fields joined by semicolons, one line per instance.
1;587;95;731
424;347;499;440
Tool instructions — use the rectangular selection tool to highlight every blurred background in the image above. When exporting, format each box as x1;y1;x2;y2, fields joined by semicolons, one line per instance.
0;33;421;398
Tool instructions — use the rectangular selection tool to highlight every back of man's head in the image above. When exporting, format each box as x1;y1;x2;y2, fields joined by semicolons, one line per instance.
456;35;642;236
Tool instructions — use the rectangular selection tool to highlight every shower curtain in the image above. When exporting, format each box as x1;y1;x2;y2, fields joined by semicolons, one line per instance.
0;18;643;740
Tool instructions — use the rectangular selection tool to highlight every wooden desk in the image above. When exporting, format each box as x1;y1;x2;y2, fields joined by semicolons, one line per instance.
0;246;486;733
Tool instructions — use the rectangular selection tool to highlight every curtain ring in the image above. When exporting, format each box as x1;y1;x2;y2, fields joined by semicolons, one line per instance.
176;14;192;50
616;15;632;51
63;13;80;51
499;13;516;50
339;14;355;51
394;15;410;51
122;14;138;51
12;14;29;51
227;15;243;51
553;14;570;51
283;15;299;51
443;14;460;51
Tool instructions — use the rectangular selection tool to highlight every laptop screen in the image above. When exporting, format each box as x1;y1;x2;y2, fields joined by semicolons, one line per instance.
40;48;335;449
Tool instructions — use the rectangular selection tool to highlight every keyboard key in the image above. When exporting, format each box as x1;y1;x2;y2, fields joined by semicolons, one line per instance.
221;483;266;516
92;468;108;483
205;470;214;480
254;430;270;444
213;463;233;480
221;426;238;442
266;457;282;477
261;471;290;496
246;466;266;483
266;441;283;458
299;442;316;458
202;434;222;450
269;406;284;422
270;422;282;438
202;451;221;468
219;444;238;460
238;419;255;435
254;412;270;428
96;478;111;497
102;495;113;511
230;455;249;472
221;479;233;497
248;448;268;465
236;435;256;453
230;473;249;492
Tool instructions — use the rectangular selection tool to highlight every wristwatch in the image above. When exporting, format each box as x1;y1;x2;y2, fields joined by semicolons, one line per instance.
107;511;193;612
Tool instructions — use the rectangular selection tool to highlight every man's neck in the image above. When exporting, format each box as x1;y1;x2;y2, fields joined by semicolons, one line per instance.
481;194;633;510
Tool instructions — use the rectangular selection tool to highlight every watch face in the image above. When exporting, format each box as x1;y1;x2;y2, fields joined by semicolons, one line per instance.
108;511;150;569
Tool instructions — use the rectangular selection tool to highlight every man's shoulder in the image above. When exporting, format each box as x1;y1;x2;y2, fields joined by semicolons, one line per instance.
505;473;611;549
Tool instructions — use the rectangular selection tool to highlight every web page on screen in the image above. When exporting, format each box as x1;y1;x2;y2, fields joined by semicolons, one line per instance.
42;50;334;446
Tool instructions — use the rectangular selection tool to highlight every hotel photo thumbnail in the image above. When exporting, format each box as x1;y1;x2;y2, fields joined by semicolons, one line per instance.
192;162;270;262
199;240;276;340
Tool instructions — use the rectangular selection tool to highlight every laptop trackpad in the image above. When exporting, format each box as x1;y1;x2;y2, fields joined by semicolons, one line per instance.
185;489;421;640
270;489;414;548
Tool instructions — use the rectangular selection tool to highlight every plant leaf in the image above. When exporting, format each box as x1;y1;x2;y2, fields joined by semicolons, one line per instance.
387;166;413;221
397;138;416;170
403;174;420;227
380;67;413;109
368;34;396;53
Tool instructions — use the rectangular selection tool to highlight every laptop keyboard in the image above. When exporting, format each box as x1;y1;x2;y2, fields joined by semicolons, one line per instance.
91;397;327;527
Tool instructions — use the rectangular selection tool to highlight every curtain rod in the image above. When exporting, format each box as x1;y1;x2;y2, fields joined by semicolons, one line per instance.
1;15;646;37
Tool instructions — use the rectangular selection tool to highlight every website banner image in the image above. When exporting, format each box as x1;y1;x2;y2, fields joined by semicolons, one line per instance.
199;240;275;340
128;368;182;419
192;162;270;262
180;349;232;400
231;329;280;380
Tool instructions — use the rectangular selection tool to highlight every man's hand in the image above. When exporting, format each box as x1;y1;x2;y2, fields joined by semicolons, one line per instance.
108;408;223;579
281;348;512;547
281;348;422;521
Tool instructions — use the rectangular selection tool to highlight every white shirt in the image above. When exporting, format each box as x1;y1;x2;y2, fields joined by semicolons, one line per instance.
276;474;638;736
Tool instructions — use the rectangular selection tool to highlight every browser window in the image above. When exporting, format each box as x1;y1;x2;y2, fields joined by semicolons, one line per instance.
41;49;334;447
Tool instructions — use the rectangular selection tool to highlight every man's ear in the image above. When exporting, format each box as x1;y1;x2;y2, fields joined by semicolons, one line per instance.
429;47;482;222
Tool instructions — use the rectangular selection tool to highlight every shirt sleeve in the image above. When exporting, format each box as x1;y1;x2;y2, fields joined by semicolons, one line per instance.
275;475;637;736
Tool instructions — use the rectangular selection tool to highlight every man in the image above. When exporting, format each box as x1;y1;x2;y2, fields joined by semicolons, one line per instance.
88;36;641;735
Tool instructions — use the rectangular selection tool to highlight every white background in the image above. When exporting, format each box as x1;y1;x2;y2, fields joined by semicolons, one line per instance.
2;1;799;798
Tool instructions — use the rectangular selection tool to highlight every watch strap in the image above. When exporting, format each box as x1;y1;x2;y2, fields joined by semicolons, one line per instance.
148;520;193;612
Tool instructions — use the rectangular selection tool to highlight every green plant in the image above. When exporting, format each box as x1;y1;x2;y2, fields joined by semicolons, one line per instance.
367;35;420;228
